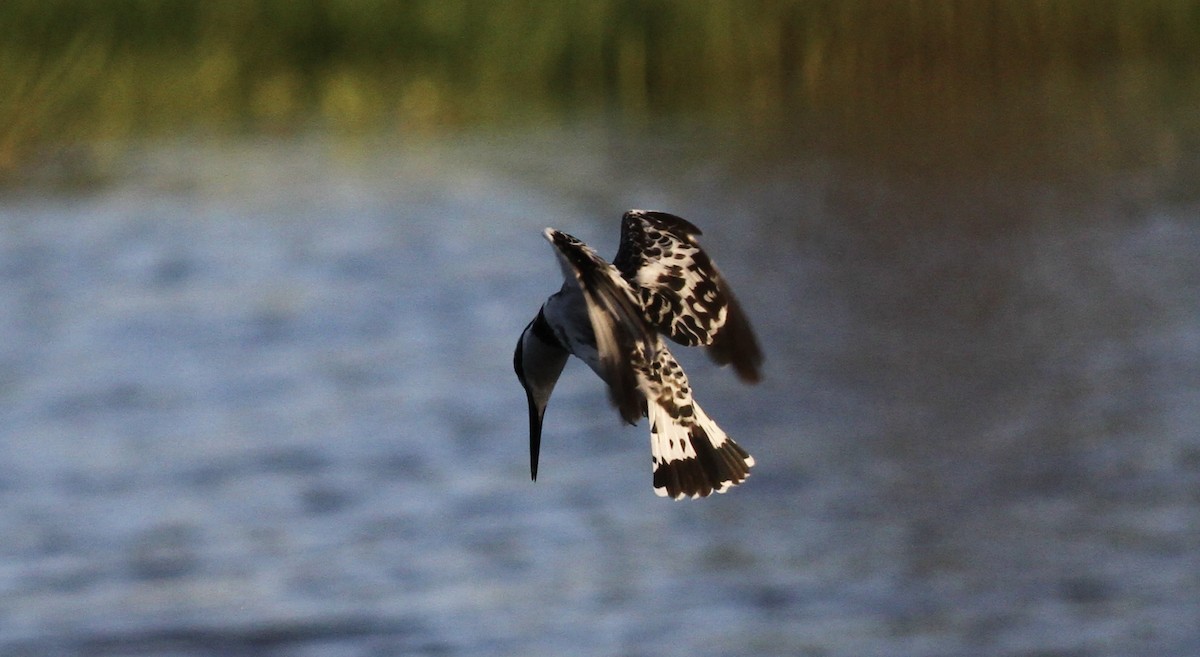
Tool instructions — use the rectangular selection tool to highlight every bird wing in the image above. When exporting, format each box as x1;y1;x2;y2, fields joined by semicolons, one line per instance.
544;228;655;424
613;210;763;383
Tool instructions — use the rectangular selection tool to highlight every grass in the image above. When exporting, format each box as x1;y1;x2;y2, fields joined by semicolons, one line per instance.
2;0;1199;178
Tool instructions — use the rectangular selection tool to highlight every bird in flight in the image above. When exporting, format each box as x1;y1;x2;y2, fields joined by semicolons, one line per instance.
513;210;763;499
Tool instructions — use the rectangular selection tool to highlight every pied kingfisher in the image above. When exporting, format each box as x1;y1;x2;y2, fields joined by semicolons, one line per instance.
513;210;763;499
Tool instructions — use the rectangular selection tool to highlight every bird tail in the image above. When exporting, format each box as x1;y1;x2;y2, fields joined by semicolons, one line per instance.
648;399;754;499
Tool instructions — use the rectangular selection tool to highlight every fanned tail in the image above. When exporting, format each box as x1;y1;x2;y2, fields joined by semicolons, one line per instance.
648;399;754;499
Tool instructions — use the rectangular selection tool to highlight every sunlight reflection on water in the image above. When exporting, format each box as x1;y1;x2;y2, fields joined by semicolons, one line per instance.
0;126;1197;656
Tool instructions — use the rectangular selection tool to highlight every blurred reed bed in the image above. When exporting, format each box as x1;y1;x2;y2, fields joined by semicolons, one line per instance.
2;0;1198;182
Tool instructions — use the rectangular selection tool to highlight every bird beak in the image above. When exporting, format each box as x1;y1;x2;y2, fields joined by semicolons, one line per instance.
526;391;545;480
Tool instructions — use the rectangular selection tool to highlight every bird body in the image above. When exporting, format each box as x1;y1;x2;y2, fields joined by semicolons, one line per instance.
514;210;762;499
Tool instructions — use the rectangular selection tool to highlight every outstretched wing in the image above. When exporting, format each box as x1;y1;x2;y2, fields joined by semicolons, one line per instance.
613;210;763;383
544;228;654;424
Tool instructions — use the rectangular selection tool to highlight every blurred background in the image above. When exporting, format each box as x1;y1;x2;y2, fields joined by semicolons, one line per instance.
2;2;1199;655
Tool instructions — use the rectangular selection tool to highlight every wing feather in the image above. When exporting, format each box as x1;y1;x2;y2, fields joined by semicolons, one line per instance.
544;228;653;423
613;210;763;382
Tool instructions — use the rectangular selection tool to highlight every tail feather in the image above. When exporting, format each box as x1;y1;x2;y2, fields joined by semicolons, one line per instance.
648;400;754;499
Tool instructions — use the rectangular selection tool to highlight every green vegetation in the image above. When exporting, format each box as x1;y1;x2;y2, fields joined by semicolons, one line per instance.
3;0;1199;175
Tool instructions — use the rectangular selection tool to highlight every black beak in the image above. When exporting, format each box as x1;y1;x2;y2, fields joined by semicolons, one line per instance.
526;391;544;481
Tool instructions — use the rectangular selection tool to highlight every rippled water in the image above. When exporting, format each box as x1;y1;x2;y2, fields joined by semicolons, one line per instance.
0;127;1198;656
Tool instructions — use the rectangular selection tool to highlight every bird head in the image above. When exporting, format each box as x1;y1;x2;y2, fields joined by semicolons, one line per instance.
513;309;568;481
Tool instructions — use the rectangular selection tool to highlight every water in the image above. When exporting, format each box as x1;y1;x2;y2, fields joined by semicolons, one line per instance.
0;125;1197;656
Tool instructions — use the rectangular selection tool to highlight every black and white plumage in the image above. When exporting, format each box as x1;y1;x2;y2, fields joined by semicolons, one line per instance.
513;210;763;499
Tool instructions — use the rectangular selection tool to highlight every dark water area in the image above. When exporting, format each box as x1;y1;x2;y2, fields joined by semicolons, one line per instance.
0;101;1198;657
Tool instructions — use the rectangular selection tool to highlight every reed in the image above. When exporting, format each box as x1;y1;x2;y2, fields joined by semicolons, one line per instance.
2;0;1197;174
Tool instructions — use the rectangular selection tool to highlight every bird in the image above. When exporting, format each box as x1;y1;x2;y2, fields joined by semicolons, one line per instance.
513;209;763;499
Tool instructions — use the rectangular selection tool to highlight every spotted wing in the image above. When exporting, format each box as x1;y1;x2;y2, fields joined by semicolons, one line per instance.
613;210;763;383
544;228;654;424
